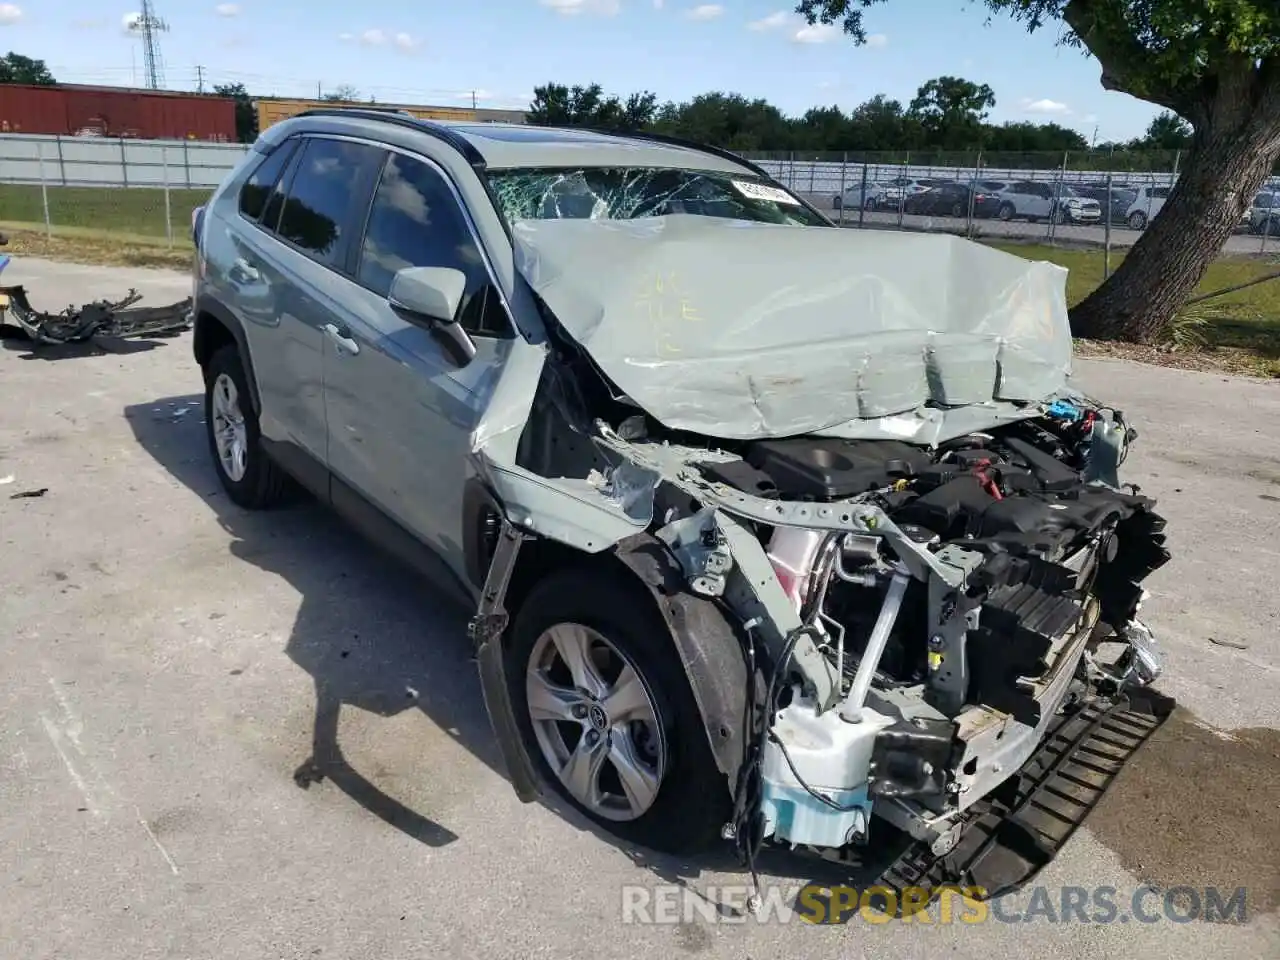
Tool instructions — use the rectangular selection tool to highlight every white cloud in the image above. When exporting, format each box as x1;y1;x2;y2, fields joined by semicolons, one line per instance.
122;12;142;34
539;0;621;15
865;33;887;48
653;0;664;7
792;22;840;43
1022;97;1071;115
393;31;420;52
747;10;789;31
684;4;723;19
360;28;387;45
338;31;355;40
215;3;240;16
0;3;21;25
1082;113;1098;124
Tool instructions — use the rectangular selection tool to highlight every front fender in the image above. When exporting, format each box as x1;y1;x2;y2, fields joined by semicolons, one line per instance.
611;533;750;792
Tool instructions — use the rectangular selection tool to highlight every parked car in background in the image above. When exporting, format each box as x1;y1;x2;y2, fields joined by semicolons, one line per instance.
1127;185;1251;231
1124;186;1170;230
902;181;1001;218
1069;184;1137;225
1249;191;1280;235
992;181;1101;225
832;180;899;211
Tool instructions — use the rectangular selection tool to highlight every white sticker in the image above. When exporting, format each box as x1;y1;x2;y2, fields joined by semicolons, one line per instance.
731;179;801;206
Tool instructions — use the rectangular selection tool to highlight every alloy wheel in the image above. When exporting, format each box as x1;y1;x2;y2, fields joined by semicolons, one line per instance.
211;372;248;483
525;623;667;822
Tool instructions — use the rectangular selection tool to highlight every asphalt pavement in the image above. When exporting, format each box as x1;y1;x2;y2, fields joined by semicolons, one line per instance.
1;258;1277;960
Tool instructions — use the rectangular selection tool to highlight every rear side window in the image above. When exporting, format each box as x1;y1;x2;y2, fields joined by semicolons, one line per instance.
238;139;299;222
1151;188;1171;199
277;138;384;269
357;152;510;338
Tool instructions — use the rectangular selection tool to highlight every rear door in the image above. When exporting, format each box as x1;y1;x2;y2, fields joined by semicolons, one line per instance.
322;148;516;578
222;135;383;469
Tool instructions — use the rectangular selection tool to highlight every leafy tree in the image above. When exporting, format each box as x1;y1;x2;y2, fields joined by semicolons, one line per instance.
909;76;996;148
1133;110;1192;150
322;84;361;102
795;0;1280;343
213;81;258;143
528;82;658;130
0;52;56;85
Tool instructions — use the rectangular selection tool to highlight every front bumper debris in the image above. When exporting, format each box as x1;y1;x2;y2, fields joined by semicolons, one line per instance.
0;285;193;346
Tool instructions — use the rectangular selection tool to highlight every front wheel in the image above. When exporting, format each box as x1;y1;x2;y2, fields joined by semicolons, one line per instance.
998;202;1016;221
1128;211;1148;231
507;569;729;853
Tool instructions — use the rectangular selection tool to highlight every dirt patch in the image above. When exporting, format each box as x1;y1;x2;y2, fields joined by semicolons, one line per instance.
1088;707;1280;917
1072;338;1280;378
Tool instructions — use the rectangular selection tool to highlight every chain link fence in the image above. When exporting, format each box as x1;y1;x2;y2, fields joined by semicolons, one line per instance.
3;137;1279;266
0;134;249;248
743;151;1280;279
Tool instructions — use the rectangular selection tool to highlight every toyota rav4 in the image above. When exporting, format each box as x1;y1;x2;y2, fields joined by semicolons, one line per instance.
191;110;1173;904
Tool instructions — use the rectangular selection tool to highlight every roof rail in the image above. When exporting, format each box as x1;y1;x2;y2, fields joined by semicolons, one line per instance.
290;107;486;166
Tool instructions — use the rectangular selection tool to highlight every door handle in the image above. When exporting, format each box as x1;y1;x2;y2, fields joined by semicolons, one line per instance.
323;322;360;356
230;257;260;282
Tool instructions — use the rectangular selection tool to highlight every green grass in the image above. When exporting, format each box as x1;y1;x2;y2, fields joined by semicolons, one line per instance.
988;242;1280;375
0;182;209;242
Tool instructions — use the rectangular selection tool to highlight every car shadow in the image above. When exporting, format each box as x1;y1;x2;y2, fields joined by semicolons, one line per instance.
125;393;902;899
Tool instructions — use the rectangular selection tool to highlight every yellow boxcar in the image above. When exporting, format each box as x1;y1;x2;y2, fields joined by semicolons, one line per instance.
255;97;479;133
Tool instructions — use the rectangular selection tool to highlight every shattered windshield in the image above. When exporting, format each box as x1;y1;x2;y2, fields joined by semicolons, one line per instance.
486;167;830;227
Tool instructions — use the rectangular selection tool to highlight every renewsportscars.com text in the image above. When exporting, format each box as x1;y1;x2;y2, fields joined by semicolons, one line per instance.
620;883;1249;926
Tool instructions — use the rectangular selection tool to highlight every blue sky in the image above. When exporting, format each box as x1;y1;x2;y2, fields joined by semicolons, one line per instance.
1;1;1164;141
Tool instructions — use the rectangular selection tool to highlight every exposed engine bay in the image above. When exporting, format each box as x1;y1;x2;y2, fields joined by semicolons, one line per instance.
568;392;1171;883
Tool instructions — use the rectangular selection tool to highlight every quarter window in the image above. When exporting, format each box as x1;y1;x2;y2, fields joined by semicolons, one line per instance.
357;153;509;338
276;138;383;269
238;138;299;222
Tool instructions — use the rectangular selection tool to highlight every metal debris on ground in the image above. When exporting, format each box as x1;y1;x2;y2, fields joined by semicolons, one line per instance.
0;285;193;346
1208;637;1249;650
9;488;49;500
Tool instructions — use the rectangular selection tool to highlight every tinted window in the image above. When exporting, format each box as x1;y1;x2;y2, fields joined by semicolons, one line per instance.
358;153;510;338
277;138;382;268
239;139;298;222
1150;188;1171;199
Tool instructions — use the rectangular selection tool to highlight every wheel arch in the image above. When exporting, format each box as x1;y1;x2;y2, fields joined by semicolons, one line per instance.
465;480;748;794
193;297;262;415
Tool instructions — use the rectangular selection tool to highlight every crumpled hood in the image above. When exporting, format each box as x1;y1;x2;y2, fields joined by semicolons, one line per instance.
511;215;1072;441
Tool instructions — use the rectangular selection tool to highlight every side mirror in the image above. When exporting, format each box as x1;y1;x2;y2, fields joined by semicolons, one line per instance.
387;266;476;365
388;266;467;324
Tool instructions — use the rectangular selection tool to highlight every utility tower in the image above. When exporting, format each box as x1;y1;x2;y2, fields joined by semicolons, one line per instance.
129;1;171;90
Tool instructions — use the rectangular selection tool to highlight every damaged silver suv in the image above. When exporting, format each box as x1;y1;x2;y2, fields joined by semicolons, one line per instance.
192;110;1173;902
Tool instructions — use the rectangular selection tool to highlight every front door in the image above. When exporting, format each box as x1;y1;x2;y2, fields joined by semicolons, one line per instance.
321;149;515;578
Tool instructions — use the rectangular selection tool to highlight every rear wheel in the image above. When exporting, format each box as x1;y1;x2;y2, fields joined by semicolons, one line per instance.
1128;211;1148;231
203;344;290;509
507;569;729;852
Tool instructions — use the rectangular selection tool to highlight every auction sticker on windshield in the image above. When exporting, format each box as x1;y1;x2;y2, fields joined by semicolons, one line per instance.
732;179;801;205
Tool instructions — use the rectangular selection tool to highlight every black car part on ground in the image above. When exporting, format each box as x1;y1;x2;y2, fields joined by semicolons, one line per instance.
0;285;193;345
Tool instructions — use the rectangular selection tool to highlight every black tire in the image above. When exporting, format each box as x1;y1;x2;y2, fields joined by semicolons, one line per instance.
507;568;729;853
998;202;1016;221
1128;211;1147;231
950;201;964;218
203;344;290;509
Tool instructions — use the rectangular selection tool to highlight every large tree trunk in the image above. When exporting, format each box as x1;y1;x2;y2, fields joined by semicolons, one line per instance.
1068;45;1280;344
1070;125;1280;342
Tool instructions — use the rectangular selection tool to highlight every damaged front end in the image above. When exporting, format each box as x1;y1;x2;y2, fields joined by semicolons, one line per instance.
467;217;1175;903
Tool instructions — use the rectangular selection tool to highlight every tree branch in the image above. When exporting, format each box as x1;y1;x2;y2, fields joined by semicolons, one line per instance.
1062;0;1198;117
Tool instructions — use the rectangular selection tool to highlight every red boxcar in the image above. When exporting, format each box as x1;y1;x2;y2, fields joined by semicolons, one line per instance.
0;83;237;141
